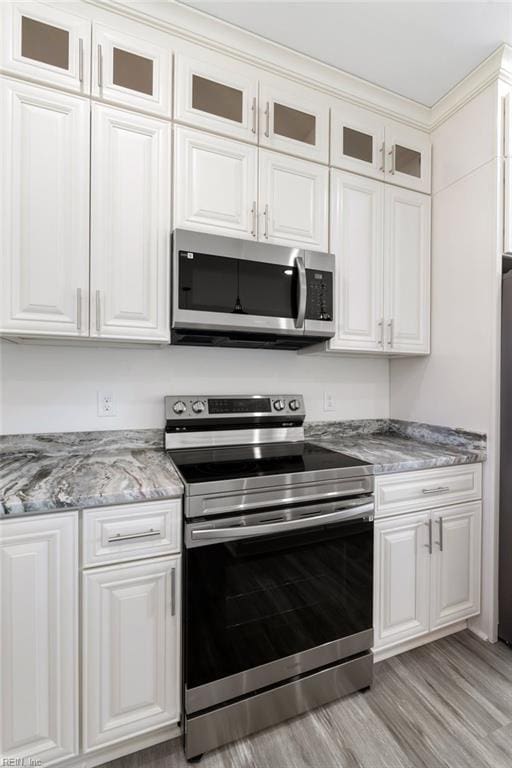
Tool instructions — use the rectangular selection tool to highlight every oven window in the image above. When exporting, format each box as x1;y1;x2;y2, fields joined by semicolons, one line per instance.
185;519;372;690
178;251;298;318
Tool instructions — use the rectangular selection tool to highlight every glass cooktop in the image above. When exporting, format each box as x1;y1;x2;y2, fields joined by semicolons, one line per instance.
169;441;371;485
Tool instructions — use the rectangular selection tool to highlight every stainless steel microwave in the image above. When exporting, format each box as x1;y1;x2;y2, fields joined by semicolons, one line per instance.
171;230;335;349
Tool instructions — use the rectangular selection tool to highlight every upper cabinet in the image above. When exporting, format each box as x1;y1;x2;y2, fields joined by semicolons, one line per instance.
90;104;171;342
259;76;329;163
0;2;91;93
331;105;431;193
91;22;172;116
174;53;258;142
0;78;90;337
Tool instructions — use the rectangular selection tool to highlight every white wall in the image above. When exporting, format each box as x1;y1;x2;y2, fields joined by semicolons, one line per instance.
390;83;503;642
0;341;389;434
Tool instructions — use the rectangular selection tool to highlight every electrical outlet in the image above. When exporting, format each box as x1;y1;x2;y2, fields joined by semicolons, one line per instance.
323;391;336;412
97;390;116;417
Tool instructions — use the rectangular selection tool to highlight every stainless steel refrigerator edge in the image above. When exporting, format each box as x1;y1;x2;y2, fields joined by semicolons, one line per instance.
500;271;512;642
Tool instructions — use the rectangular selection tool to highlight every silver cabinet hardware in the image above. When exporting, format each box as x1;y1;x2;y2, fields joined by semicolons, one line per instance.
437;517;444;551
78;38;84;83
76;288;82;331
263;203;269;239
295;256;307;329
107;528;160;543
171;567;176;616
97;44;103;88
425;518;433;554
421;486;450;495
95;289;101;332
377;318;384;346
387;318;394;347
379;142;385;173
251;97;257;134
388;145;396;175
264;101;270;138
251;202;257;237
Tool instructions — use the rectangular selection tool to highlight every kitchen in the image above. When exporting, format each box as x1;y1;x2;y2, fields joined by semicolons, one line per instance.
0;1;509;766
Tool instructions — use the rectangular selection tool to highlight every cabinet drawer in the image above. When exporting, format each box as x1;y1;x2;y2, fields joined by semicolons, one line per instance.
82;499;181;567
375;464;482;517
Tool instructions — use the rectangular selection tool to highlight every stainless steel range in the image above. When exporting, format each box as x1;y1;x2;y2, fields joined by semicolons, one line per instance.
165;394;375;760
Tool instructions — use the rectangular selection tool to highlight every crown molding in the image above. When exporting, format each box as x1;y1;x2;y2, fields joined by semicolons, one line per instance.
83;0;431;130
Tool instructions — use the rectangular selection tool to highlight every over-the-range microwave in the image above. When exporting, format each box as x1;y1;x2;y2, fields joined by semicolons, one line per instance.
171;229;335;350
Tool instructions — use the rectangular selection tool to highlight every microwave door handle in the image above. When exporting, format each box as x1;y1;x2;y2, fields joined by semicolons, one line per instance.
295;255;307;329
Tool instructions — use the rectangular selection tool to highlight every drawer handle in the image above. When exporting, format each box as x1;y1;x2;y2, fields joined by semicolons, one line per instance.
421;486;450;495
107;528;161;543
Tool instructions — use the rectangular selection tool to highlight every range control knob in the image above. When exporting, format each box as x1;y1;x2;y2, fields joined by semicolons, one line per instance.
173;401;187;414
289;399;301;411
273;399;286;411
192;400;206;414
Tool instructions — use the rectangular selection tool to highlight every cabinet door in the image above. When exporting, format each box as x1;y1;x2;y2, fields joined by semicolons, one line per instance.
331;103;385;181
174;52;258;142
90;104;171;342
92;23;172;116
384;186;431;354
0;2;90;93
1;79;90;336
259;150;328;250
174;126;257;240
374;512;431;650
0;513;78;764
430;502;482;630
385;122;431;194
259;77;329;163
329;170;384;351
83;556;180;750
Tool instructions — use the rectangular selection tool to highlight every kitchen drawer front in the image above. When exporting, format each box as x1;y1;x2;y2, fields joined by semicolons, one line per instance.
375;464;482;517
82;499;181;567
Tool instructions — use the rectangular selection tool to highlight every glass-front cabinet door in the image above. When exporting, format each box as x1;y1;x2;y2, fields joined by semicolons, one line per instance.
0;1;90;92
92;22;172;116
259;76;329;163
331;103;385;181
174;53;259;142
385;122;431;194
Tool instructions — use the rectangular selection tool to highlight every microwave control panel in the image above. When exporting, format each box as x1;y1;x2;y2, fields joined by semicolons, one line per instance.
305;269;333;322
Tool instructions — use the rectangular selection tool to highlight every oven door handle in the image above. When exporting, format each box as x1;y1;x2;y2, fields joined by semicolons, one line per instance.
189;502;374;542
295;255;307;329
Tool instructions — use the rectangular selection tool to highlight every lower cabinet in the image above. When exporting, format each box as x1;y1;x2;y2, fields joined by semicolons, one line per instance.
83;555;181;751
0;513;78;765
374;501;482;652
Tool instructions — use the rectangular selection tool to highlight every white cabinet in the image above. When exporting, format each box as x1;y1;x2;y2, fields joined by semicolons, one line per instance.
374;512;431;649
374;500;482;655
329;170;384;350
174;52;258;142
384;186;431;354
331;107;431;193
0;2;90;93
174;125;258;240
430;502;481;630
329;171;430;355
83;556;180;751
92;22;172;116
259;76;329;163
0;78;90;337
259;150;328;250
90;104;171;342
0;513;78;764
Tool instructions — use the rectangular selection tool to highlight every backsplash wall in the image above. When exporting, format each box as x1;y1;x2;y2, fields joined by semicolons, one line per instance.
0;341;389;434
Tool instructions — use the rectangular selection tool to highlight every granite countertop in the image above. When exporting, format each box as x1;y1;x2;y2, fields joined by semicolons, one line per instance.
0;430;183;518
0;420;486;519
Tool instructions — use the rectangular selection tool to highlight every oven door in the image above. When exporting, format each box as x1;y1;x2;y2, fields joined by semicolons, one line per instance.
184;496;373;714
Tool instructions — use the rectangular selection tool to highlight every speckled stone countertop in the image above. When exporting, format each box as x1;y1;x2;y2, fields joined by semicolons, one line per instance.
0;430;183;518
305;419;486;475
0;420;486;518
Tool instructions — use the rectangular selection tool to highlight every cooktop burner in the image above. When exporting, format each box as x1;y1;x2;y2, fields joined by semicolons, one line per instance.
169;441;370;485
